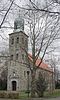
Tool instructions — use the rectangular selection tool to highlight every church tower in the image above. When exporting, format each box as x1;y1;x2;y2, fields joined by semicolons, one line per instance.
7;13;29;91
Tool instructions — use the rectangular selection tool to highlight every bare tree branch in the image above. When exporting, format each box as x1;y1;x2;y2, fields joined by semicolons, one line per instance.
0;0;14;28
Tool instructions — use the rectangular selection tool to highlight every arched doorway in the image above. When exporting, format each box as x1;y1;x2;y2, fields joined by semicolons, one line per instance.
12;81;16;91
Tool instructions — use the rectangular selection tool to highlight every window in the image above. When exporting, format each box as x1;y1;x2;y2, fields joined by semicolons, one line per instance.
11;38;14;44
16;54;18;60
16;37;19;43
22;54;24;60
11;55;13;60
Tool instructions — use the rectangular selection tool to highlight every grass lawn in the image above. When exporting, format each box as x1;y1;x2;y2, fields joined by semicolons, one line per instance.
44;89;60;98
0;90;60;99
19;89;60;98
19;91;30;99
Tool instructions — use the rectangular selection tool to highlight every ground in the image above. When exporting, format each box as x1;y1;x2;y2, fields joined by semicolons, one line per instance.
0;97;60;100
44;97;60;100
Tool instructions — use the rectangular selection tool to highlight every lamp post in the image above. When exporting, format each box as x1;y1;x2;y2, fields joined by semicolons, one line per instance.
27;71;30;97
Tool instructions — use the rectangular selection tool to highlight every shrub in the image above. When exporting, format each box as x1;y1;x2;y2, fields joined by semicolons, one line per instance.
0;91;19;99
0;78;7;90
8;92;19;99
36;72;48;97
0;91;8;98
55;81;60;89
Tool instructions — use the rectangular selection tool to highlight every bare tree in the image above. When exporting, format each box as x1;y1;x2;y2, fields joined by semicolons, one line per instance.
20;10;58;99
0;0;60;97
49;56;59;88
19;0;60;97
0;0;14;28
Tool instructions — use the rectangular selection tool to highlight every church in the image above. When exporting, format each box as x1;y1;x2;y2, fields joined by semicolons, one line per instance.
7;14;54;91
7;14;29;91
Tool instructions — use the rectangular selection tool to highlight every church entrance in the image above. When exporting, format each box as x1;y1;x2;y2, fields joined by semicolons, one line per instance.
12;81;16;91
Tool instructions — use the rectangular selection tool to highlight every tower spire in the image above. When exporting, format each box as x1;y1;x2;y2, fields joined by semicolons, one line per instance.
14;10;24;32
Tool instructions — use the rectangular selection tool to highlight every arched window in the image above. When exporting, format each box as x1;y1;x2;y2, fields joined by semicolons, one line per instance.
11;38;14;44
11;55;13;60
16;54;18;60
16;37;19;43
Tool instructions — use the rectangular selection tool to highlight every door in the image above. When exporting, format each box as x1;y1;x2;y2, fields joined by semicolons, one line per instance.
12;81;16;91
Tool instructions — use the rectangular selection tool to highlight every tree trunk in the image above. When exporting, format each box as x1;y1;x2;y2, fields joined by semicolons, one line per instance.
31;69;36;97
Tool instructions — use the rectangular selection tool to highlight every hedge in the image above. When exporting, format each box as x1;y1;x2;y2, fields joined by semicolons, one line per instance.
0;91;19;99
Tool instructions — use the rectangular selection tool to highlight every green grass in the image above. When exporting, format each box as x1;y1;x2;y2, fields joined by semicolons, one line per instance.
0;89;60;99
44;89;60;98
19;89;60;98
19;91;30;99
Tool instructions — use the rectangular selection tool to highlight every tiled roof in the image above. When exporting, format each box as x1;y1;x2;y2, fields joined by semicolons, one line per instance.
28;54;52;72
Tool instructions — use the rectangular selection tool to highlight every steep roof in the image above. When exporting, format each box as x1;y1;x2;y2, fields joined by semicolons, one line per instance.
28;54;52;72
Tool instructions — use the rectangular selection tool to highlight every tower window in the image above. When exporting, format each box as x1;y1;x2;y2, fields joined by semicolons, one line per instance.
16;37;19;43
16;54;18;60
11;38;14;44
11;55;13;60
